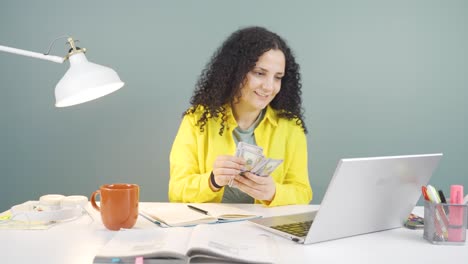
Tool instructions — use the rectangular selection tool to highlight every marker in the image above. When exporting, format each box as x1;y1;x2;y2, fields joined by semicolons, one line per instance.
421;186;430;201
438;190;447;204
426;185;441;203
187;205;208;215
426;185;449;240
448;185;464;242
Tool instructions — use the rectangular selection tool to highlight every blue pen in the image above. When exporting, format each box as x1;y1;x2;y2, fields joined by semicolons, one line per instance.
139;212;169;228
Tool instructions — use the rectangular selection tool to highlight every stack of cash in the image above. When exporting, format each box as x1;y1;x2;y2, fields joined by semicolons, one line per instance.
235;142;283;177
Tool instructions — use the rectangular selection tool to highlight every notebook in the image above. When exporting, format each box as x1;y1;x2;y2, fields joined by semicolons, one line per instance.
249;153;443;244
140;203;260;227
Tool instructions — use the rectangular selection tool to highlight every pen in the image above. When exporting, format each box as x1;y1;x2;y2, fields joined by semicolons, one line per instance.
138;212;169;228
187;205;208;215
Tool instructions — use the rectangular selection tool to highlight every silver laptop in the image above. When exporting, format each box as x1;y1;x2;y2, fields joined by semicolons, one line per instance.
249;153;443;244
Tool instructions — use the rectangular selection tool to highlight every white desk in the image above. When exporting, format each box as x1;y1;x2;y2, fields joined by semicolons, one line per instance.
1;203;467;264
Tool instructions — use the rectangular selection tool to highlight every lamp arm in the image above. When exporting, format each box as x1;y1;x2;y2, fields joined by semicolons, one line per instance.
0;45;65;64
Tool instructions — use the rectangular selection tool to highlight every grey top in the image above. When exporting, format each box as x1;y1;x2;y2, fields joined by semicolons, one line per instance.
222;110;265;204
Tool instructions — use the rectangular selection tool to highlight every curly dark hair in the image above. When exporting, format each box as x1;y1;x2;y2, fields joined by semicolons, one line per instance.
185;26;307;135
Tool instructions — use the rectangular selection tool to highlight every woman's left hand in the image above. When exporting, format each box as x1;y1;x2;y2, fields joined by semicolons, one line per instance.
234;172;276;202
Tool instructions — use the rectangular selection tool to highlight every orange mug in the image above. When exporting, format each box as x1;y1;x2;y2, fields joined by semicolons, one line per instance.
90;183;139;231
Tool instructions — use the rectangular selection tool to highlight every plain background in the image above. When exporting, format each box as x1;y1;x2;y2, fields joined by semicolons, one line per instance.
1;0;467;211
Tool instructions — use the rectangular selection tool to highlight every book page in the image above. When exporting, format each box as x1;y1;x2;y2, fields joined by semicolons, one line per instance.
191;203;260;221
187;223;274;264
94;227;193;262
141;203;218;227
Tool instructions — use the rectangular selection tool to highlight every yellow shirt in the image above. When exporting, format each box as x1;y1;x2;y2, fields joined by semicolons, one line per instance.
169;105;312;206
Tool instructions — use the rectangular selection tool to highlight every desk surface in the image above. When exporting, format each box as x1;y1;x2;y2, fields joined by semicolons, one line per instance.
1;202;467;264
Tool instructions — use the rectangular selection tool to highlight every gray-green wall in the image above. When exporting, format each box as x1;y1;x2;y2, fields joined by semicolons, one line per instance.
1;1;467;211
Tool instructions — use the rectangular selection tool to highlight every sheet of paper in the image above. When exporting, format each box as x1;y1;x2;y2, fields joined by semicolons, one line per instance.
96;227;192;260
187;223;275;263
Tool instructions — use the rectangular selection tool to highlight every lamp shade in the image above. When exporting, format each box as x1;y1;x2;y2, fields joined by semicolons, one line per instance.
55;53;124;107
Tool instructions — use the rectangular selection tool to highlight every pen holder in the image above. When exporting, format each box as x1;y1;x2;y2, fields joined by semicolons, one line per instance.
423;200;467;245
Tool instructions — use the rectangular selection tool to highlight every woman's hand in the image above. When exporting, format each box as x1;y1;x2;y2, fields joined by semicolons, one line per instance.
234;172;276;202
210;155;245;191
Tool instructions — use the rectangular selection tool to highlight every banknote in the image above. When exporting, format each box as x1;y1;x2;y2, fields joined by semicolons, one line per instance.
251;158;269;175
239;148;264;172
253;158;283;176
235;141;263;157
235;142;283;176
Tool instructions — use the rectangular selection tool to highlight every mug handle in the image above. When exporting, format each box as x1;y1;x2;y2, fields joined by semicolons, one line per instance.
90;190;101;212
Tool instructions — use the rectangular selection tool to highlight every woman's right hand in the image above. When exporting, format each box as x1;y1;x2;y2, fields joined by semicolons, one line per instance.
210;155;245;190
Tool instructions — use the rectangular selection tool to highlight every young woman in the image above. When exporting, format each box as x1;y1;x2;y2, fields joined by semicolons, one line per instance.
169;26;312;206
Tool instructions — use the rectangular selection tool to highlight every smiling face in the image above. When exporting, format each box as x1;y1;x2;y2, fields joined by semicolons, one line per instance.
235;49;286;113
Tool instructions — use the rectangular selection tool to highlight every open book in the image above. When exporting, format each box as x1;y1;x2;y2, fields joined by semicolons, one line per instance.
140;203;260;227
93;223;275;264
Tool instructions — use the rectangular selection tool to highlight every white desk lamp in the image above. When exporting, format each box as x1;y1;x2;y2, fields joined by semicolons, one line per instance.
0;36;124;107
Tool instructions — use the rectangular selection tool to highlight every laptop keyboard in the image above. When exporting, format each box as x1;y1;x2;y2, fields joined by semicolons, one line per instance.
270;220;313;238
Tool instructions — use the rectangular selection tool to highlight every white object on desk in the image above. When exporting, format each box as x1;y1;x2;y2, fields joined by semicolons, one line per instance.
39;194;66;210
1;203;468;264
10;201;83;222
8;195;89;223
61;195;89;208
